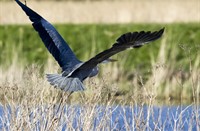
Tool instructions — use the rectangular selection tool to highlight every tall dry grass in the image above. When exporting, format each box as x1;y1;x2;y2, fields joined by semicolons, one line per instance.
0;57;199;130
1;0;199;24
0;58;199;130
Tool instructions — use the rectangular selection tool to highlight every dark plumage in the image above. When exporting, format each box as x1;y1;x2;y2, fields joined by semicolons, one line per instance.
16;0;164;92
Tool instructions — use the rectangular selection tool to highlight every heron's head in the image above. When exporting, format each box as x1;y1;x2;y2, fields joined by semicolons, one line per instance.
101;58;117;64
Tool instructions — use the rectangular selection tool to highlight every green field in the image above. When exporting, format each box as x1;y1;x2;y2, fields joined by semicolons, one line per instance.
0;23;200;103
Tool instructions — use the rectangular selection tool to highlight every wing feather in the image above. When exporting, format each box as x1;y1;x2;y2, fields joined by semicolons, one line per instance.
16;0;81;70
71;28;164;77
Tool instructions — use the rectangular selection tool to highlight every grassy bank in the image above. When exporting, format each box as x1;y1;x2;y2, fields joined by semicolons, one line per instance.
0;23;200;103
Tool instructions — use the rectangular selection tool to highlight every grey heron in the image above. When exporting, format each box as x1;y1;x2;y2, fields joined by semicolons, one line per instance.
16;0;164;93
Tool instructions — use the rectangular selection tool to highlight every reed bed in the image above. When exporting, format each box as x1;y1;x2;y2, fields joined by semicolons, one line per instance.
0;23;200;101
0;61;199;130
0;23;199;130
0;54;199;130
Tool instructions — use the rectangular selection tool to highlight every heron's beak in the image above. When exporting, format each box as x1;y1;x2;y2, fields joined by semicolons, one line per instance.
102;58;117;64
107;58;118;62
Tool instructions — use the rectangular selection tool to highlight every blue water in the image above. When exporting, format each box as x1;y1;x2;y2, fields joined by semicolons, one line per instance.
0;104;199;130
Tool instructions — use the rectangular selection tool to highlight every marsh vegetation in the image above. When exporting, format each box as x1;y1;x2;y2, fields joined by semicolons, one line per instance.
0;23;199;130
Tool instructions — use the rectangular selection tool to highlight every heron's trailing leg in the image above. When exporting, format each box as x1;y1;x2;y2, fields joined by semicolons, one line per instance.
56;91;73;114
101;58;117;64
49;91;73;129
57;92;73;121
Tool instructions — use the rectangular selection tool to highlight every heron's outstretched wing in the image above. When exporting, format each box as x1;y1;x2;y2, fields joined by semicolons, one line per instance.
71;28;164;77
16;0;81;70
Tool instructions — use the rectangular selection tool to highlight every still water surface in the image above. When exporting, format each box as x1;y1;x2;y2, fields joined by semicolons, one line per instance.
0;104;199;130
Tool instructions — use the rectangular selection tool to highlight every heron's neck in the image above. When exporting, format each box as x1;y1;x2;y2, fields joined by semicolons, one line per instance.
88;66;99;77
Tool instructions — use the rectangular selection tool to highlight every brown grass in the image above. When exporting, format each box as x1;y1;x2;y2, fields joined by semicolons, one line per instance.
0;51;199;130
0;60;199;130
1;0;200;24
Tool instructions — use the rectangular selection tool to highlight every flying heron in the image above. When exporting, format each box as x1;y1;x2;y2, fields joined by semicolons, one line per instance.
16;0;164;93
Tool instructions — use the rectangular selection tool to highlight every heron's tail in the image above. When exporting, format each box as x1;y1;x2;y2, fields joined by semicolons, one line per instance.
46;74;85;92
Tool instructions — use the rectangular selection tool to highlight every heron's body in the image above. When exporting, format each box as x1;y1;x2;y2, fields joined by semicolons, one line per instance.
62;62;98;80
16;0;164;93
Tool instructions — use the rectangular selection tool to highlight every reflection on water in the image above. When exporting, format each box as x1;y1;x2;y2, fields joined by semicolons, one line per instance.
0;104;199;130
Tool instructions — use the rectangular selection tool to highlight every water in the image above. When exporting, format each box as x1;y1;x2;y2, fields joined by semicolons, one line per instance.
0;104;199;130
